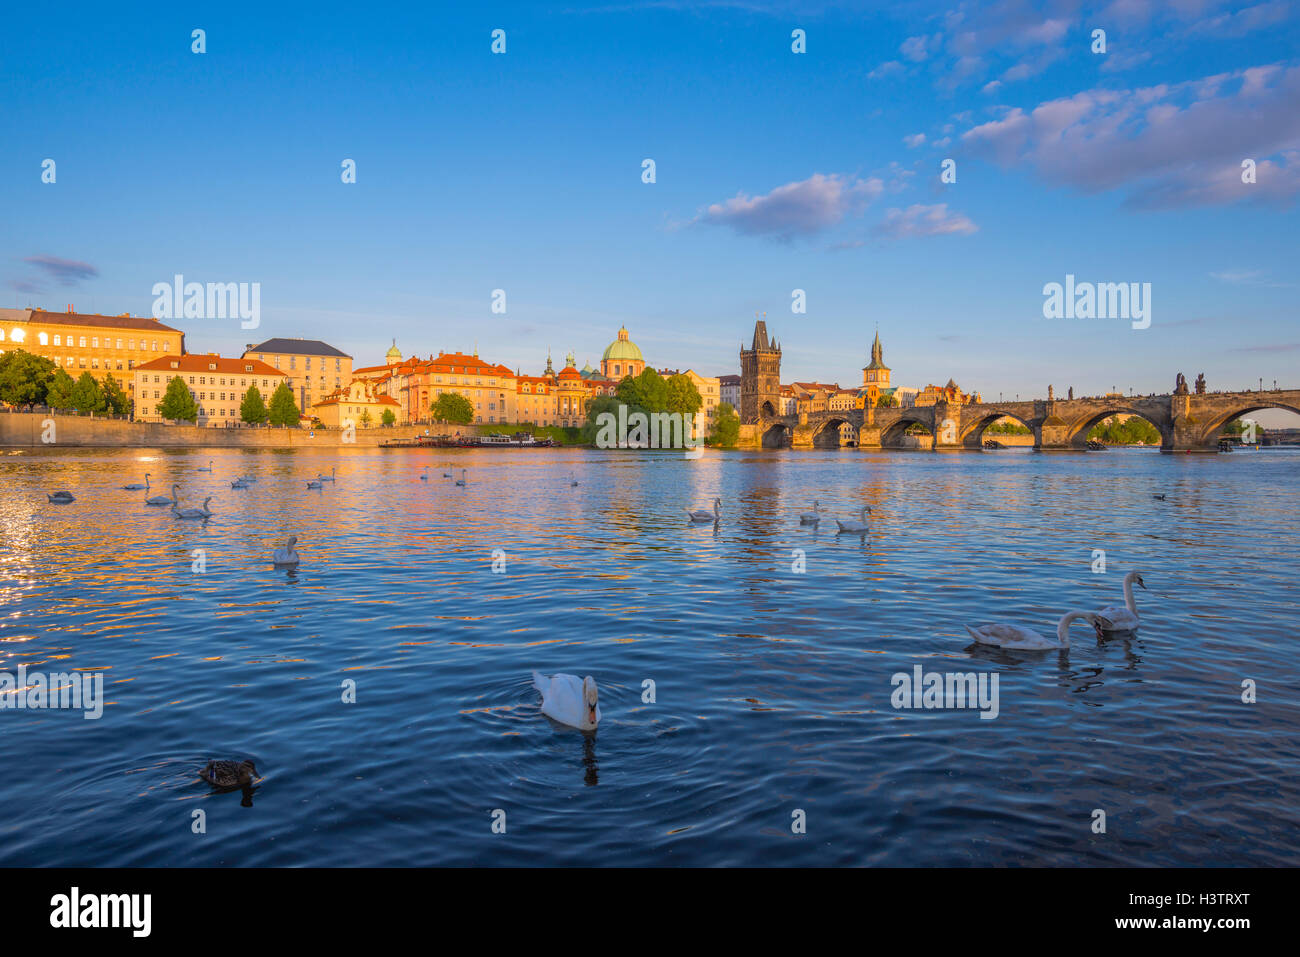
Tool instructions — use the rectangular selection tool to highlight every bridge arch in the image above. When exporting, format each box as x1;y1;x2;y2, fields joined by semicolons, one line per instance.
812;416;856;449
762;421;793;448
960;410;1036;449
1194;400;1300;449
881;413;934;449
1066;407;1170;450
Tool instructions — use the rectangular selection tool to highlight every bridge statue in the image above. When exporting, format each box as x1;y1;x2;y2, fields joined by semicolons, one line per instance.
1175;372;1189;395
1068;386;1073;400
1048;384;1054;401
1195;373;1206;395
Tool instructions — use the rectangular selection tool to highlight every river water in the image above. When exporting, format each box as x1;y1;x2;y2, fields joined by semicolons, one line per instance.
1;445;1296;866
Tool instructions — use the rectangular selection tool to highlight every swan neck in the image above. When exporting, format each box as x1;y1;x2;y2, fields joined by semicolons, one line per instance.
1123;576;1137;615
1056;613;1079;645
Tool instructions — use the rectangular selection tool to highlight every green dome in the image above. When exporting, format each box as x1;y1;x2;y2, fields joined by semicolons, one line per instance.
601;326;643;363
385;339;402;360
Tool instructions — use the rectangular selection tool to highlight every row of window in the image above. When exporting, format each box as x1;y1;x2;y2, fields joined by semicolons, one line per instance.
1;327;172;351
253;355;345;372
142;375;277;388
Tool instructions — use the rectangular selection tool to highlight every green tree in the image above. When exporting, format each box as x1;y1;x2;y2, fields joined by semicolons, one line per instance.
431;391;474;424
618;368;670;412
0;349;57;406
664;374;703;416
581;395;634;445
710;401;740;448
1088;415;1160;445
101;374;131;415
359;408;373;428
876;393;898;408
69;372;106;415
240;384;268;425
267;382;301;427
46;368;75;410
156;376;198;422
381;408;396;427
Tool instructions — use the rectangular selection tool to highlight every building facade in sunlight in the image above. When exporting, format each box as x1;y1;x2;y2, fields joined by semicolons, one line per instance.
242;337;352;414
134;353;286;426
0;307;184;406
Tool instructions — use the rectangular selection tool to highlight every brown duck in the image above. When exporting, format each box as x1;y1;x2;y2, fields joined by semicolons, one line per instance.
200;759;258;788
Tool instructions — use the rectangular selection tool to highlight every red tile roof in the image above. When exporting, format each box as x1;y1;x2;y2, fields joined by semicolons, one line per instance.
29;309;183;334
136;354;282;376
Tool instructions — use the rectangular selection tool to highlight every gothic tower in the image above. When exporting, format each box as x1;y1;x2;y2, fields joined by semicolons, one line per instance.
740;319;782;423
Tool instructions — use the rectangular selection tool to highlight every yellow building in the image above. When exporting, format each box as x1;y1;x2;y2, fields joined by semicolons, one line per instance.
134;354;286;426
915;379;981;407
0;307;185;406
242;337;352;414
311;378;401;428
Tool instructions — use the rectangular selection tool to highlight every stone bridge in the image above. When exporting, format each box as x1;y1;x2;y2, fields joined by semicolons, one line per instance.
741;390;1300;452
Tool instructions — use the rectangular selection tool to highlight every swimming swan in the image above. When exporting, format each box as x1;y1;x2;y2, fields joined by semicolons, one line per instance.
687;498;721;522
967;611;1105;650
318;467;336;482
455;469;467;487
800;501;821;524
231;478;252;489
172;497;213;520
122;473;150;490
272;536;300;566
306;479;323;489
1094;570;1145;633
836;506;872;533
531;671;601;731
146;484;180;506
46;490;76;503
197;460;213;473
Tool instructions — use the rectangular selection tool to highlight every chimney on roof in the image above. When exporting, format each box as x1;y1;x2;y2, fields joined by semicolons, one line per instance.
67;304;74;313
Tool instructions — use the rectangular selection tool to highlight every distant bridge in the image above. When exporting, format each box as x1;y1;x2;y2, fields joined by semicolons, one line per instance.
741;390;1300;452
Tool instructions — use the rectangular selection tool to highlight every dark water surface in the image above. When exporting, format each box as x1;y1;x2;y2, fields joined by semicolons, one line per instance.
1;445;1296;866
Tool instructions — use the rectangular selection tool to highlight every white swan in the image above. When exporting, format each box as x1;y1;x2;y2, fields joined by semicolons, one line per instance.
800;501;821;524
172;497;213;520
318;467;336;482
570;472;579;487
46;490;75;503
272;536;300;566
122;473;150;491
146;484;180;506
531;671;601;731
306;478;323;489
1094;570;1145;633
419;471;429;481
455;469;467;487
836;506;871;533
197;460;212;473
687;497;721;522
231;478;252;489
967;611;1105;650
442;467;452;478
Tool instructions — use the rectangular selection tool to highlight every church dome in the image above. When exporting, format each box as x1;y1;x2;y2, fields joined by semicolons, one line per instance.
601;326;643;363
385;339;402;365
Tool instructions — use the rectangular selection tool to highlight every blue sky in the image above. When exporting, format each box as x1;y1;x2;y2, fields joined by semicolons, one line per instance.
2;0;1297;407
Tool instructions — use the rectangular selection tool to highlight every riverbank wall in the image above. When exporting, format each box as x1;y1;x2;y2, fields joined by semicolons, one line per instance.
0;413;481;448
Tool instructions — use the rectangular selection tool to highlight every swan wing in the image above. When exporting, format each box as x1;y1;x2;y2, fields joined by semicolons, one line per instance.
1095;606;1139;630
968;622;1054;649
533;672;584;726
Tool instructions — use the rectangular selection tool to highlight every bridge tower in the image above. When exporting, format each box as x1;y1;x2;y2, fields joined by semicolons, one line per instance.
740;319;782;424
